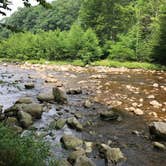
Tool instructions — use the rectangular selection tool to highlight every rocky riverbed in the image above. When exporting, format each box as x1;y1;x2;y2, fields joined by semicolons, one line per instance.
0;62;166;166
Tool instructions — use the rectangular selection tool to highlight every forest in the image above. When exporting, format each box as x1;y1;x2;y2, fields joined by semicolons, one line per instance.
0;0;165;65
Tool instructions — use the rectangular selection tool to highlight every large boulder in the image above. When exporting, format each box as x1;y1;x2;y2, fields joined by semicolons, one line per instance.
15;97;33;104
149;122;166;140
37;92;55;103
74;156;96;166
53;87;68;104
21;104;43;119
99;144;126;164
67;117;83;131
61;135;83;150
17;111;33;128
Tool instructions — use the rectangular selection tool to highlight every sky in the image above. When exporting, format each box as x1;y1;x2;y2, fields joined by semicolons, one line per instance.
0;0;53;19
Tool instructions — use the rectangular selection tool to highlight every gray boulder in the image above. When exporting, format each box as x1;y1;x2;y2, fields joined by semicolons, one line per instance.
149;122;166;140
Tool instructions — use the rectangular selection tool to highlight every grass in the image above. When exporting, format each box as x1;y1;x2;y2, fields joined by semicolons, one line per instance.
91;59;166;70
0;58;165;70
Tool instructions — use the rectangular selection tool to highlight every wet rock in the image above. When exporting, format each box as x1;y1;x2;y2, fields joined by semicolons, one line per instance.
21;104;43;119
74;156;96;166
100;111;119;121
61;135;83;150
68;149;86;164
153;83;159;88
49;119;66;130
17;111;33;128
67;117;83;131
15;97;33;104
153;142;166;151
37;92;54;103
84;100;92;108
99;144;126;164
0;105;5;121
67;88;82;95
24;83;35;89
53;87;68;104
149;122;166;140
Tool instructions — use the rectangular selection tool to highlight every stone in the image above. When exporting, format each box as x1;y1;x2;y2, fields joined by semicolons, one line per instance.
53;87;68;104
17;111;33;128
15;97;33;104
5;117;18;126
59;159;71;166
150;100;162;108
24;83;35;89
85;142;93;153
68;149;86;164
67;88;82;95
149;122;166;140
4;104;21;117
21;104;43;119
133;108;144;116
49;119;66;129
153;142;166;151
37;92;54;103
84;100;92;108
99;144;126;164
67;117;83;131
100;111;119;121
61;135;83;150
74;156;96;166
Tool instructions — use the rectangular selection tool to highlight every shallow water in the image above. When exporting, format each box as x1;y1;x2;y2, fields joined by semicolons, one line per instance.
0;63;166;166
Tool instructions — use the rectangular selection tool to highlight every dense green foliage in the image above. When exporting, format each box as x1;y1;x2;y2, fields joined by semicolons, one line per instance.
0;25;102;63
152;6;166;65
0;0;165;65
0;124;50;166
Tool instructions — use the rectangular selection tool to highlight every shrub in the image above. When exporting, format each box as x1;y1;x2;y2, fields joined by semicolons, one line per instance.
0;124;50;166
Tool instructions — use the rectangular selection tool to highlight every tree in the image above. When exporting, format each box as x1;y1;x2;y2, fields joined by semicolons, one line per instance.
0;0;49;16
152;6;166;65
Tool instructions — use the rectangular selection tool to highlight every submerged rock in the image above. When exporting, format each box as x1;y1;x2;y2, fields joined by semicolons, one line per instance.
53;87;68;104
67;117;83;131
67;88;82;95
61;135;83;150
100;111;119;121
99;144;126;164
149;122;166;140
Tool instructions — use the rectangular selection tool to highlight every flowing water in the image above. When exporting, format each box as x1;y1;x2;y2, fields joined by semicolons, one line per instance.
0;63;166;166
